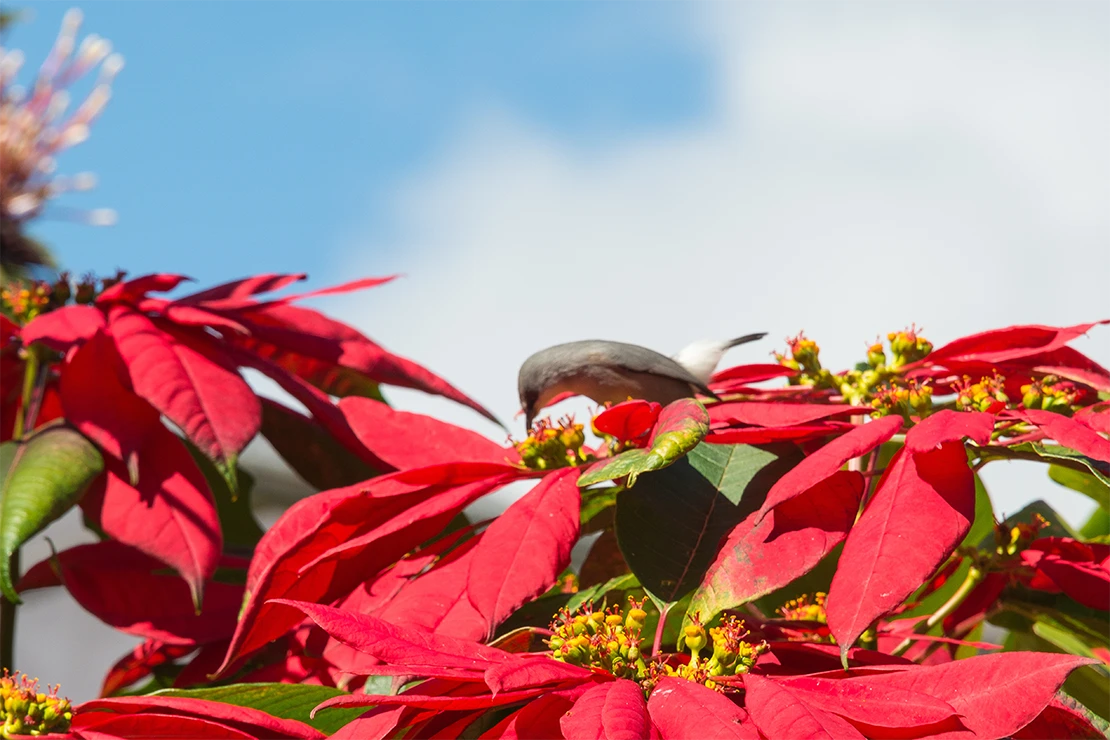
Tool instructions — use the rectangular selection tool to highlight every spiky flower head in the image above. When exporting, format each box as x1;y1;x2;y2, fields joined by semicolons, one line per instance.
0;671;72;738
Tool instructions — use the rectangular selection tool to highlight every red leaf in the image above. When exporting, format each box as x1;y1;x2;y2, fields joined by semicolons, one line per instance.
274;275;399;304
100;640;195;697
328;707;405;740
757;415;902;520
1013;698;1107;739
710;363;797;386
1023;539;1110;611
705;422;854;446
690;470;863;619
108;307;261;475
905;410;994;454
926;321;1108;366
341;397;515;470
60;332;162;478
19;541;241;644
97;273;193;305
776;676;958;730
218;476;506;674
372;537;489;642
487;693;577;740
709;402;867;429
483;657;595;695
174;273;307;305
20;305;106;351
592;400;662;442
757;642;912;675
226;302;499;424
1075;402;1110;435
741;674;865;740
846;652;1094;739
81;425;222;607
827;444;975;653
73;712;255;740
77;696;324;739
561;679;654;740
1016;408;1110;463
648;678;759;739
466;469;581;633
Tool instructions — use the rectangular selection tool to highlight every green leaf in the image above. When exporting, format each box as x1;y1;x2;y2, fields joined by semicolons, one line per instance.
1;426;103;602
152;683;365;735
615;442;802;605
1049;464;1110;510
1081;506;1110;539
577;400;709;487
580;487;618;532
979;442;1110;488
566;573;640;613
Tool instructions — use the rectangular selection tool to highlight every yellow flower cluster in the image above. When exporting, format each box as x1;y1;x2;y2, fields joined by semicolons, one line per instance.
1;671;72;739
515;416;589;470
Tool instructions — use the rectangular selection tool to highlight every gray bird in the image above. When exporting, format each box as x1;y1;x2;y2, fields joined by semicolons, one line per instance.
518;333;767;429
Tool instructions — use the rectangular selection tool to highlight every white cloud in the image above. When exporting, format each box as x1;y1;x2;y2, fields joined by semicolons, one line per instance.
327;1;1110;526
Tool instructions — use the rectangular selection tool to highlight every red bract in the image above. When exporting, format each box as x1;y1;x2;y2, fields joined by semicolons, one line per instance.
17;540;243;645
72;695;324;740
1020;537;1110;610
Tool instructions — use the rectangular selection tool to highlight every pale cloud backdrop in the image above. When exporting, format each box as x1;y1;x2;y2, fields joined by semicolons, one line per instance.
324;1;1110;523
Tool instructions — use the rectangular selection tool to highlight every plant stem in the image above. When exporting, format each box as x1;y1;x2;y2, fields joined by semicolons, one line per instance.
891;566;984;657
0;550;16;669
1;349;41;670
652;602;672;656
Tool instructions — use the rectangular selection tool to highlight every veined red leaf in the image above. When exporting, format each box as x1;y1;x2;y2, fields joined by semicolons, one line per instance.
925;321;1108;366
153;302;251;334
315;686;550;713
372;536;488;642
340;397;515;470
81;424;221;607
757;415;902;520
592;400;662;442
1075;402;1110;435
19;304;106;351
60;331;161;479
689;470;863;621
846;652;1095;739
776;676;958;730
647;678;759;739
1017;409;1110;463
108;307;261;485
18;541;242;645
73;712;255;739
219;476;505;674
226;302;499;424
1022;538;1110;610
757;642;912;675
709;402;867;429
828;444;975;654
1013;697;1108;739
485;693;577;740
215;485;406;674
561;679;654;740
705;422;854;445
327;706;405;740
77;695;324;739
100;640;195;697
272;275;399;305
467;469;581;633
905;410;994;454
710;363;797;386
484;657;594;695
741;674;865;740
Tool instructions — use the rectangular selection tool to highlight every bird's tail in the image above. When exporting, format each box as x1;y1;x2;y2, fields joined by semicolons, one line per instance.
725;332;767;349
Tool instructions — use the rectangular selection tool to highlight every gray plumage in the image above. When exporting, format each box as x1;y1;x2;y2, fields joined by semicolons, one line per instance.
518;333;766;430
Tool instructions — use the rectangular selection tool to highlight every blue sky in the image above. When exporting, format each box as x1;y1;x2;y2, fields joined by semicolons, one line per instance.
13;2;712;283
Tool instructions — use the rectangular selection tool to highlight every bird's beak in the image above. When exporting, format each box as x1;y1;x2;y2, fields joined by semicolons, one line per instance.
524;409;535;433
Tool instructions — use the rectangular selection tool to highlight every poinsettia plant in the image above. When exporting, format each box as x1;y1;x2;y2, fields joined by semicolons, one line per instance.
3;9;1110;740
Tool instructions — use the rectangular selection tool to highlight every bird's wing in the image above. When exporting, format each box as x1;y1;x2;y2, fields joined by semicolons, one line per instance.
575;340;716;396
